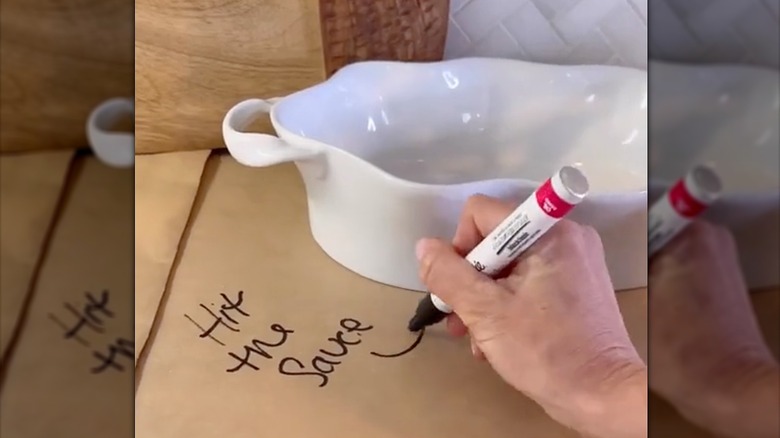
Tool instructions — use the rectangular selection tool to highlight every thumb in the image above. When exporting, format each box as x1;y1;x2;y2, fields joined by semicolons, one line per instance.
416;238;506;324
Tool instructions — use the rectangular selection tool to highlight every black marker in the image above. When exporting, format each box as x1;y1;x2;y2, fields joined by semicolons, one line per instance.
408;166;590;332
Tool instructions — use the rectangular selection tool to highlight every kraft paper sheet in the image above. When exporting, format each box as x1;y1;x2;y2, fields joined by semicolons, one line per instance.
0;156;133;437
0;150;73;361
135;154;647;438
135;150;211;362
650;287;780;438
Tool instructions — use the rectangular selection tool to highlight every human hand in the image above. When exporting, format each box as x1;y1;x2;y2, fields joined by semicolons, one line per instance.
649;221;779;438
416;194;646;438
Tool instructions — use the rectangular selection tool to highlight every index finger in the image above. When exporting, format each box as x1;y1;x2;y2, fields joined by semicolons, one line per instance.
451;194;516;255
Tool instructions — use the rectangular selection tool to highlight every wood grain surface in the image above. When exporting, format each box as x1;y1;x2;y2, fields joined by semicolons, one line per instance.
0;0;133;153
320;0;449;77
135;0;325;154
135;0;451;154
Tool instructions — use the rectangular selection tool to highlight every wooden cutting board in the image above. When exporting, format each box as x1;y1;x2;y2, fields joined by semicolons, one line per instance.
0;0;133;153
134;0;449;154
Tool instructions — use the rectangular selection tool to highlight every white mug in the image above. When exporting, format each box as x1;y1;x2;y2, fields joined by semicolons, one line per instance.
86;98;134;168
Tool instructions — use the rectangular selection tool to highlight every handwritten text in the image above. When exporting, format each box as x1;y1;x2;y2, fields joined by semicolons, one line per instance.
185;291;425;388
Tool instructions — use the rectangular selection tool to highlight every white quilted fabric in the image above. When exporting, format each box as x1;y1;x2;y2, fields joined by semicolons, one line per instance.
444;0;649;69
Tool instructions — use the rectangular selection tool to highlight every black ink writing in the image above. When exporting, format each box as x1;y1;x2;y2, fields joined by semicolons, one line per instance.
370;328;426;358
226;324;294;373
317;329;359;357
91;337;134;374
184;290;250;345
339;318;374;333
48;290;132;374
186;290;428;389
184;314;224;346
312;355;340;373
277;318;374;388
48;290;114;344
278;357;328;387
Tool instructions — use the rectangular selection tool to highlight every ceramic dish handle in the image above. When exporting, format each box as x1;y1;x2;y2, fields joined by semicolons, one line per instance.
223;98;321;166
87;97;134;168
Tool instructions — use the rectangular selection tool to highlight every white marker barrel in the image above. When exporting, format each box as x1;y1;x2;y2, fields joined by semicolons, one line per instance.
648;165;723;257
431;166;589;314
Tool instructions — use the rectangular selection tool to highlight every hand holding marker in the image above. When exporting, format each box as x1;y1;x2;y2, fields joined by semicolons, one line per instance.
648;165;723;258
408;166;590;332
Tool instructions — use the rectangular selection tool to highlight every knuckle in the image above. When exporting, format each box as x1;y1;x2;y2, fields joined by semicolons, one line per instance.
552;220;600;253
716;226;738;253
581;225;604;252
464;193;515;216
579;223;599;241
464;193;492;212
687;220;732;254
532;220;575;254
419;249;498;307
417;242;467;290
682;221;713;250
554;219;580;235
417;250;440;285
466;193;491;204
688;220;716;239
468;270;498;292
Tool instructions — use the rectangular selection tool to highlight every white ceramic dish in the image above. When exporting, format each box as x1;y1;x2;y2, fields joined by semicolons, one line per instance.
649;61;779;289
223;58;648;292
87;98;134;168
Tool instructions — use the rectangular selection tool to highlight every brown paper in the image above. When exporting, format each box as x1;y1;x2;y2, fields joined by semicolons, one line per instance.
649;287;780;437
134;150;211;362
0;150;73;361
0;156;133;437
751;287;780;359
135;154;647;438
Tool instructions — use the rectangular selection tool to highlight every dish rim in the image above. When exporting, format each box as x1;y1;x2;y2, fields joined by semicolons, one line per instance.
648;59;779;199
269;57;649;198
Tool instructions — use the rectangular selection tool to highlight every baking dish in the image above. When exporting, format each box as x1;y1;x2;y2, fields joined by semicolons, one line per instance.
649;61;779;289
223;58;648;292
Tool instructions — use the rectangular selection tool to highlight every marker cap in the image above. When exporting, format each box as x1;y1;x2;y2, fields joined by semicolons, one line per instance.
667;164;723;219
536;165;589;219
554;165;590;204
683;164;723;205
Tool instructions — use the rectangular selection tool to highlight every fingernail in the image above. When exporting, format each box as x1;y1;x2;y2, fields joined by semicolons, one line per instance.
415;238;432;261
471;343;478;356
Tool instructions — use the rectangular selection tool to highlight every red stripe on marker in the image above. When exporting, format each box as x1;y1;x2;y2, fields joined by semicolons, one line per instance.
667;179;707;218
535;178;574;219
